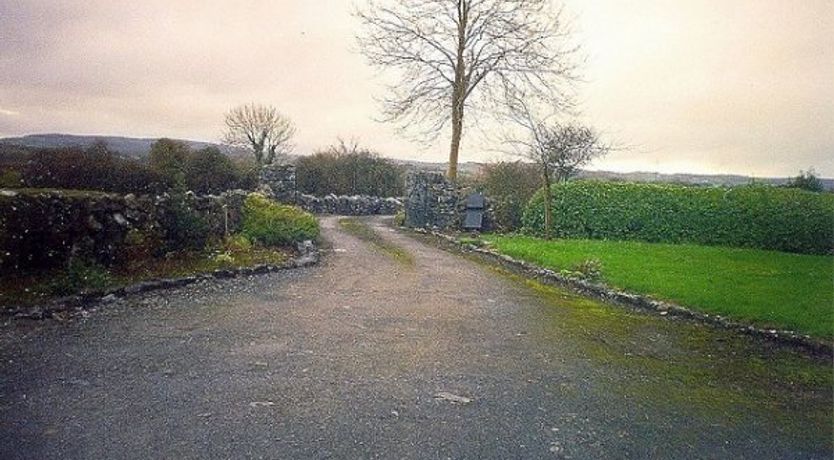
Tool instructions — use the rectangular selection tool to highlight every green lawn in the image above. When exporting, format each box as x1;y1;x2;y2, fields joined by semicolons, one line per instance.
482;235;834;339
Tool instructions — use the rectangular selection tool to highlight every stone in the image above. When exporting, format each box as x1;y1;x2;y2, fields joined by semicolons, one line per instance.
433;392;473;404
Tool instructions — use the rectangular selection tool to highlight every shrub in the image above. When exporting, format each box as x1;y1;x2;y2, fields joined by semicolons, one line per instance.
242;193;319;246
570;258;602;281
784;168;825;193
0;168;22;188
47;258;111;296
296;140;404;197
161;195;210;252
22;146;169;194
522;181;834;255
149;140;257;194
393;210;406;227
473;161;540;231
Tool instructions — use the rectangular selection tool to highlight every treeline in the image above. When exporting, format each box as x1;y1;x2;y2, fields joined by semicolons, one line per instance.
0;141;257;195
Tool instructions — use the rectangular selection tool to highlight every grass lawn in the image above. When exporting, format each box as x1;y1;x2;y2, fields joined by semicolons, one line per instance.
482;235;834;340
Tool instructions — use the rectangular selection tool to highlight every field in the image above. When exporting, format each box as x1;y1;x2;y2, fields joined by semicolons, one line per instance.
483;235;834;339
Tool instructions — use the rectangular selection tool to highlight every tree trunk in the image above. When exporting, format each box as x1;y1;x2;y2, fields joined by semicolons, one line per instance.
447;0;468;182
543;167;552;240
448;103;463;180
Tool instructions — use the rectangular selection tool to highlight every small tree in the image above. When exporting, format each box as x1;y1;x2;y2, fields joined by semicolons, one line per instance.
474;161;540;231
149;138;190;190
516;122;607;239
223;104;295;165
785;168;824;193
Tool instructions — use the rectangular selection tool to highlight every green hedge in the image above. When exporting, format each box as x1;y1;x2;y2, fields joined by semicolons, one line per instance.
522;181;834;255
242;193;319;246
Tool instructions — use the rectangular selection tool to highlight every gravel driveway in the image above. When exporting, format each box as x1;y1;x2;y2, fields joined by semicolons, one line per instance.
1;216;831;459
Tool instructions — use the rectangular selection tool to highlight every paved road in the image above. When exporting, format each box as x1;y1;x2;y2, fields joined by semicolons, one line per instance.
1;216;831;459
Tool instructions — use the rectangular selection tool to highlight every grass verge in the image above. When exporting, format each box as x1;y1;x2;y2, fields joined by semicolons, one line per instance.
338;218;414;266
0;236;289;309
482;235;834;339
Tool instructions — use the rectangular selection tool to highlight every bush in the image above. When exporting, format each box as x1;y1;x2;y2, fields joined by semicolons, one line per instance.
473;161;540;231
0;168;22;188
151;140;254;194
785;168;825;193
161;195;210;252
47;258;111;296
296;140;404;197
522;181;834;255
22;145;169;194
242;193;319;246
393;210;406;227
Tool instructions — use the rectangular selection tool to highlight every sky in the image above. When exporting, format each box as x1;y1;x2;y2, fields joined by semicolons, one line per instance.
0;0;831;177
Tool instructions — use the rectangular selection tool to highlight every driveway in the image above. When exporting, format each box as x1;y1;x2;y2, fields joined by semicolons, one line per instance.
1;216;831;459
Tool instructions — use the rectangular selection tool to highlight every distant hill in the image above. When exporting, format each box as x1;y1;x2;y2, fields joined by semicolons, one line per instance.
392;160;834;191
0;134;219;159
2;133;831;190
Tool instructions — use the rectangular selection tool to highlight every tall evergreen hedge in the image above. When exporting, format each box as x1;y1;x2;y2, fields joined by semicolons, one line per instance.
522;181;834;255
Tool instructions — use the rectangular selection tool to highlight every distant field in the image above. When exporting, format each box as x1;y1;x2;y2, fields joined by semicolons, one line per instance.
483;235;834;339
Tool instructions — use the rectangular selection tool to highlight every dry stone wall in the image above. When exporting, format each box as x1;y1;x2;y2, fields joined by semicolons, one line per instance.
259;164;403;216
404;171;493;231
0;189;247;273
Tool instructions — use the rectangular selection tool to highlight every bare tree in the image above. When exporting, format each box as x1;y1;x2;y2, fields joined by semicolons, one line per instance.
356;0;577;180
223;104;295;165
507;101;607;239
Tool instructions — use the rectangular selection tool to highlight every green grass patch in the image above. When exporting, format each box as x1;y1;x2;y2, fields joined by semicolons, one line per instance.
338;218;414;266
483;235;834;339
242;193;320;246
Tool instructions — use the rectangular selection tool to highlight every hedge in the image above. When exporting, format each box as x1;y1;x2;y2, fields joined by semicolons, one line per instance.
241;193;319;246
522;181;834;255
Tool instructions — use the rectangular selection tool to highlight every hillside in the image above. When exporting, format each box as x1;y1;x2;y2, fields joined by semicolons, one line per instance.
1;133;831;190
0;134;218;159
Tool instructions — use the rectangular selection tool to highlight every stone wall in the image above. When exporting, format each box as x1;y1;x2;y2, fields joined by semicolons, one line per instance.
297;194;402;216
0;189;247;273
259;163;402;216
403;171;494;231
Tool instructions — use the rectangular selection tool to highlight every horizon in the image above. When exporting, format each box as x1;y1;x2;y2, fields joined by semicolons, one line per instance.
1;0;832;177
4;132;832;182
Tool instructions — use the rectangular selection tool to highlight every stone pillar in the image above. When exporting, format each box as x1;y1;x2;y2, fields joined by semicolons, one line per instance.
258;164;298;204
404;171;461;230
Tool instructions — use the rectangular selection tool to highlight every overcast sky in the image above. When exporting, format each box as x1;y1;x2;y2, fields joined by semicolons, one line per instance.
0;0;831;176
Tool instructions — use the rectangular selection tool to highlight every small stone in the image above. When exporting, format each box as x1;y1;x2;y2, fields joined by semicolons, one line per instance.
249;401;275;408
113;213;128;226
433;392;473;405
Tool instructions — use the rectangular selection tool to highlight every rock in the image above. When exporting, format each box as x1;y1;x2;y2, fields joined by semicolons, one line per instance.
248;401;276;408
433;392;473;405
112;213;128;226
0;190;18;197
101;294;118;303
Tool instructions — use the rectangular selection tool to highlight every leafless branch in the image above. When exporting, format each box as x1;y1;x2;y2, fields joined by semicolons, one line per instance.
222;103;296;165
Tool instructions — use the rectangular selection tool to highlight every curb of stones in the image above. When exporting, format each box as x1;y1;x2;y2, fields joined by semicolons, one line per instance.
408;227;833;358
3;241;321;321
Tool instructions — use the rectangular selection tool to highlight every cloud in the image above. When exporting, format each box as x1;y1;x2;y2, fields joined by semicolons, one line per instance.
0;0;831;176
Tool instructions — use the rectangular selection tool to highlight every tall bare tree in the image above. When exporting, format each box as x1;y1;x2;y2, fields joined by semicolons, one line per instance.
356;0;577;180
223;104;295;165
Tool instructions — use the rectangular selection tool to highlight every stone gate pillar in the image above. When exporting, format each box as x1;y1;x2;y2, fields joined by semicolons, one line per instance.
258;164;298;204
404;171;461;230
